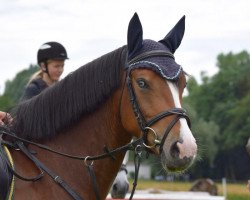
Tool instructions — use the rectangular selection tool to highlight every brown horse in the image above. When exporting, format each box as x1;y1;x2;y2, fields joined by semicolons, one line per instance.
1;13;197;200
190;178;218;196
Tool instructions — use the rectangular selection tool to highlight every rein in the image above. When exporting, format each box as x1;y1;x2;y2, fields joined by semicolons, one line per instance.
0;127;145;200
0;50;191;200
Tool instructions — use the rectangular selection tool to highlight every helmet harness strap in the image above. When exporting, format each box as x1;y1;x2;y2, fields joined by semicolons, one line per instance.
41;61;53;83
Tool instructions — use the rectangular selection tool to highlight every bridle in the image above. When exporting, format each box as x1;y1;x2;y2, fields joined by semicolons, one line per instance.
0;50;191;200
126;50;191;153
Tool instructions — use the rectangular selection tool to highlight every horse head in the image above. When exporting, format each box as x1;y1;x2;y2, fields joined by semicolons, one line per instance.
121;13;197;172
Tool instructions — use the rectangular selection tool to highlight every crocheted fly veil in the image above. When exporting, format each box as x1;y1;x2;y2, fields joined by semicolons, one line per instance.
127;13;185;81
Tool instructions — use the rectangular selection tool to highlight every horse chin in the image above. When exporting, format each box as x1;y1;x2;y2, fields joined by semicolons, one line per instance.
111;183;129;199
161;152;195;173
111;193;127;199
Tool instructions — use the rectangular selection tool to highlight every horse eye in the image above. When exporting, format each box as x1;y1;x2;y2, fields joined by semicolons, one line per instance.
137;79;148;88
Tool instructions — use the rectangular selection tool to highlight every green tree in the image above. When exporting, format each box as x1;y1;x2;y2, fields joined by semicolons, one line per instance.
185;50;250;180
0;64;38;111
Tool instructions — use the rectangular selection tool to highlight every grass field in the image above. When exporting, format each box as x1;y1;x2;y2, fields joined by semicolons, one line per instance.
129;179;250;200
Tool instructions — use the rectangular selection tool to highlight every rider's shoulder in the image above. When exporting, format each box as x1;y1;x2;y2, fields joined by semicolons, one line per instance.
28;78;47;89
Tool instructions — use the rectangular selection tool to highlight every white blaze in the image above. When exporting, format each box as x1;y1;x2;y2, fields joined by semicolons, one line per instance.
122;151;129;164
167;81;197;158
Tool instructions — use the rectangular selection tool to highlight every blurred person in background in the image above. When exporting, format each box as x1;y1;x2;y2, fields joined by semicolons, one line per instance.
21;41;68;101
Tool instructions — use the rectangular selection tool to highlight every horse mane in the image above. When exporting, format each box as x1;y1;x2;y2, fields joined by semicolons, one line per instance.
12;46;127;141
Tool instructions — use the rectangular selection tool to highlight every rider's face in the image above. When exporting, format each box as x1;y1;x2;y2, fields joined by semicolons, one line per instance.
46;60;65;82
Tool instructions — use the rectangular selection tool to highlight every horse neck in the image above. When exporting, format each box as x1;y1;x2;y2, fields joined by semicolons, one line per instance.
76;92;131;148
42;89;132;199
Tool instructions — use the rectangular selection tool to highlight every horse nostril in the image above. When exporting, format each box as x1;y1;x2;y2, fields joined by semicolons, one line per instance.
170;141;180;158
112;183;118;192
125;183;129;193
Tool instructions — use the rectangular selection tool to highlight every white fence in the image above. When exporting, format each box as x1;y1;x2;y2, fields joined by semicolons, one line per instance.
106;190;225;200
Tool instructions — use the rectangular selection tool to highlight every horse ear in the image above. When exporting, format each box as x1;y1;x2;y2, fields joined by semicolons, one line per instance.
127;13;143;59
159;15;185;53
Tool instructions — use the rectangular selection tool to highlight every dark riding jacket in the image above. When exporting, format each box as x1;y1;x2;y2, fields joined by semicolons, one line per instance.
20;78;48;101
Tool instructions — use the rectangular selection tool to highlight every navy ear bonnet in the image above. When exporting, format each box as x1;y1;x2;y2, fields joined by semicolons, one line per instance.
126;13;185;81
127;39;182;81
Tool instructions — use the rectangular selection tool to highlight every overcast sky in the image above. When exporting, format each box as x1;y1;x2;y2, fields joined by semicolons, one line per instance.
0;0;249;94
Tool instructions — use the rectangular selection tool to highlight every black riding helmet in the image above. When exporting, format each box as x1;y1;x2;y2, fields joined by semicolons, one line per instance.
37;41;68;64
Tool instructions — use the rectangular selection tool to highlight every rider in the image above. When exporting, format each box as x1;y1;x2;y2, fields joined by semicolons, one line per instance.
0;42;68;198
20;41;68;101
